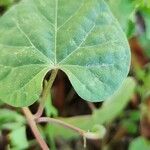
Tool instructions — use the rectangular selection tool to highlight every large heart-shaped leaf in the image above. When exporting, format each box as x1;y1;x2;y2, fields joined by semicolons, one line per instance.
0;0;131;107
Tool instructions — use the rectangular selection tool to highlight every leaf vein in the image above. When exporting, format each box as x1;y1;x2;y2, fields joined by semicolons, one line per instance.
57;0;84;31
32;1;55;28
6;67;49;101
14;20;53;64
58;24;95;64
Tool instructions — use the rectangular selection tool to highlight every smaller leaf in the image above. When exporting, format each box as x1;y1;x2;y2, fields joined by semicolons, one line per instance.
129;137;150;150
91;124;106;139
45;93;58;117
83;124;106;140
43;78;136;139
0;0;15;6
0;109;25;122
0;109;25;130
93;77;136;124
9;126;29;149
107;0;136;33
121;119;138;134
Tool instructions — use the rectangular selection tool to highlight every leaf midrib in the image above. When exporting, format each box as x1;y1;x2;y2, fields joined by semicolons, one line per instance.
54;0;86;65
54;0;58;64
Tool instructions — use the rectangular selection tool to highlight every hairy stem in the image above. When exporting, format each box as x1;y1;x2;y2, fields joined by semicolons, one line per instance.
22;107;49;150
35;69;58;118
36;117;86;136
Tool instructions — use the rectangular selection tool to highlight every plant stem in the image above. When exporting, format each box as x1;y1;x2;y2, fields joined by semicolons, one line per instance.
22;107;49;150
35;69;58;118
87;102;96;112
36;117;86;136
22;68;100;149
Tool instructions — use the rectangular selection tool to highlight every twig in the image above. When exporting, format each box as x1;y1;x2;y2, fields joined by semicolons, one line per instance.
37;117;102;140
36;117;86;136
22;107;49;150
87;102;96;112
35;69;58;118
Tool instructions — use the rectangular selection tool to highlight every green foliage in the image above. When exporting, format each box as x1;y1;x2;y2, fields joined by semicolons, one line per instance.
107;0;150;38
107;0;136;34
0;109;28;149
119;110;140;134
129;137;150;150
9;126;29;150
136;65;150;99
136;0;150;8
44;77;136;138
0;0;15;6
142;8;150;40
45;93;58;117
138;6;150;57
0;0;130;107
91;124;106;139
93;77;136;124
121;119;138;134
0;109;25;130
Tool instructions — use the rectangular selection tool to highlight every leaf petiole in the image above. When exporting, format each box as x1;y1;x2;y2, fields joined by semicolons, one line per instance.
35;69;58;119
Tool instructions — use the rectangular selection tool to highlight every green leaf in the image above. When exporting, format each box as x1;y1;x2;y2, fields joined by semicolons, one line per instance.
43;78;136;139
91;124;106;139
93;77;136;124
121;119;138;134
135;66;150;99
129;137;150;150
107;0;136;34
0;0;130;107
138;6;150;58
0;0;15;6
0;109;25;130
9;126;29;149
45;93;58;117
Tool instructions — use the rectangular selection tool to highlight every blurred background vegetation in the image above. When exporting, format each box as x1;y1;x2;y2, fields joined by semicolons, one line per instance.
0;0;150;150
